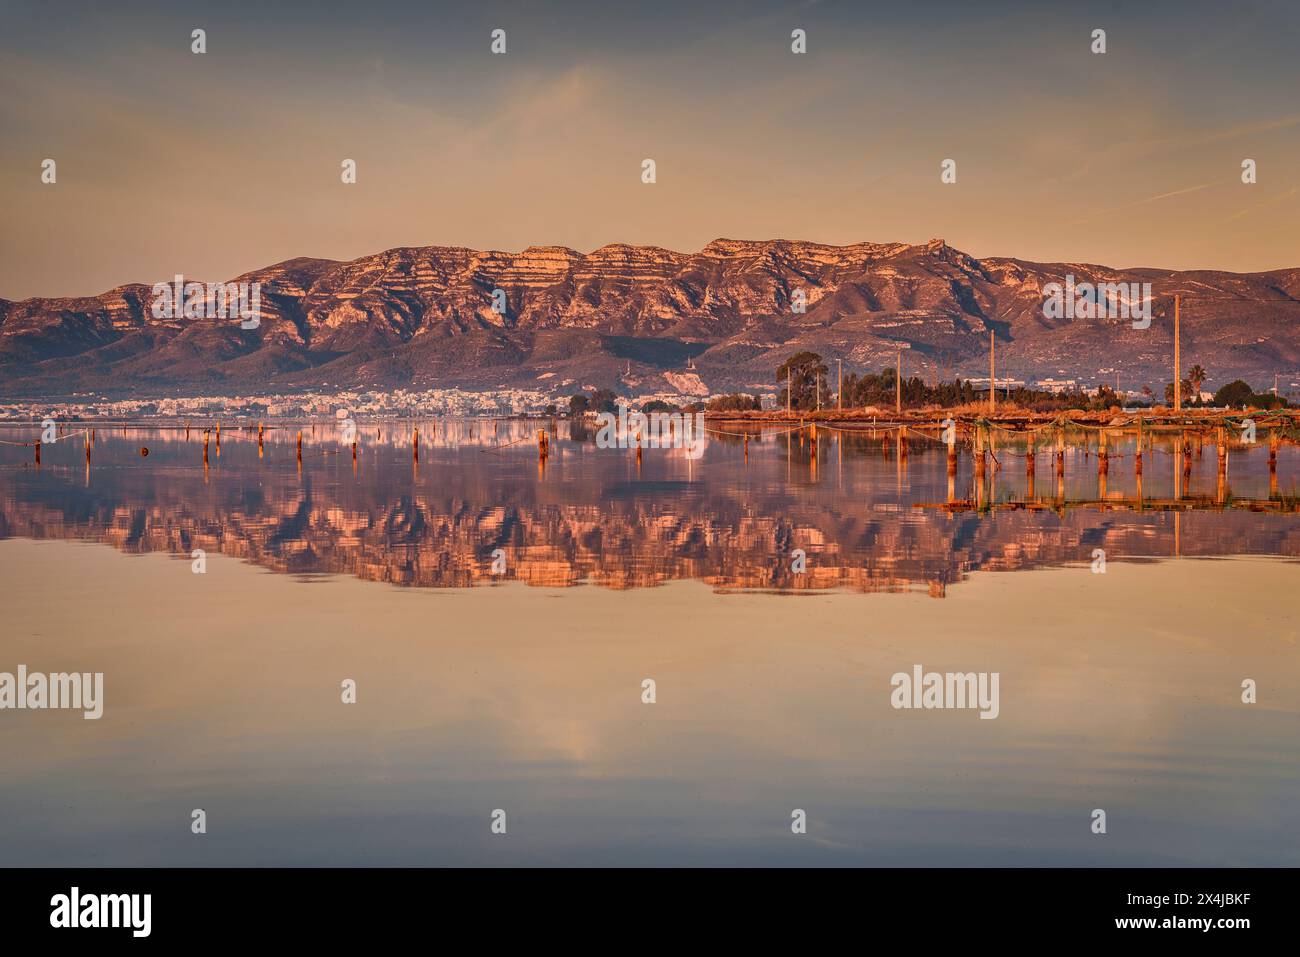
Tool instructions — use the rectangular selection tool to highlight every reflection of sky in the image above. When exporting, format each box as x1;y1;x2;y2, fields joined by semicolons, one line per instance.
3;1;1300;298
0;538;1296;865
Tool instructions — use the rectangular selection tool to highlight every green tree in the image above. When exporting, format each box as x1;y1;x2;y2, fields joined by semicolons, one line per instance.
776;352;828;411
588;389;619;413
706;393;761;412
1164;379;1193;405
1213;379;1255;408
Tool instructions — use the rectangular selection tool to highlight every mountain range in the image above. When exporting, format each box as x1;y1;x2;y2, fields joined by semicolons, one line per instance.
2;238;1298;399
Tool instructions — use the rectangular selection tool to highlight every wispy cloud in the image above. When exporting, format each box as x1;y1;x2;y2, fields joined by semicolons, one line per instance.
1065;183;1216;227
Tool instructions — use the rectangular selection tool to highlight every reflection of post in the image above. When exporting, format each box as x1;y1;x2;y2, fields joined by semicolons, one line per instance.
1026;431;1035;499
1269;430;1279;497
1173;432;1182;501
1215;426;1227;504
1098;433;1108;499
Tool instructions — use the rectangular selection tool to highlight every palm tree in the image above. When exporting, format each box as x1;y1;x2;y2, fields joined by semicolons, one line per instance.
1187;364;1207;403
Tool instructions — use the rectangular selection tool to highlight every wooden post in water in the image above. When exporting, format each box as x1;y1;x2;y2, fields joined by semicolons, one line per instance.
35;440;41;467
258;422;264;457
85;434;91;464
1216;425;1227;490
203;431;209;465
1134;417;1143;476
413;427;420;462
946;422;958;477
296;430;302;465
974;422;986;481
1098;430;1109;477
743;431;749;463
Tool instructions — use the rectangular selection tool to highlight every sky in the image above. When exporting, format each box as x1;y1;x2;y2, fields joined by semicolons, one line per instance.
2;0;1299;299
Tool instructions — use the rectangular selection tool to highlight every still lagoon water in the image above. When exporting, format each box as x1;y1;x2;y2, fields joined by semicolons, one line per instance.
1;420;1296;865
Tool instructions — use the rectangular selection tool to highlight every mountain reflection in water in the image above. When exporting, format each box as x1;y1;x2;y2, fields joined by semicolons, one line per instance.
1;420;1296;593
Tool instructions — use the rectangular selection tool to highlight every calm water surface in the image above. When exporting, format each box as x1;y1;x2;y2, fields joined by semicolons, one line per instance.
0;421;1296;865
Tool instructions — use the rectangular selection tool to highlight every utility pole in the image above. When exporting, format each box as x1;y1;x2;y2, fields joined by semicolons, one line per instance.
989;330;996;414
787;366;792;415
1173;295;1181;411
837;359;843;411
895;349;902;414
816;372;821;411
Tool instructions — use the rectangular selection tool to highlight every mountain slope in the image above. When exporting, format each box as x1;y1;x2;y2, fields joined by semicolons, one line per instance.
2;239;1297;398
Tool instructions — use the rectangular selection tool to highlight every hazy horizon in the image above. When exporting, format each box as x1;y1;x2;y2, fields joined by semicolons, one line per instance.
3;0;1299;299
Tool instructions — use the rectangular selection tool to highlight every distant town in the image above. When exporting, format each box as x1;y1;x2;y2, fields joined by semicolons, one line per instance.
2;374;1295;423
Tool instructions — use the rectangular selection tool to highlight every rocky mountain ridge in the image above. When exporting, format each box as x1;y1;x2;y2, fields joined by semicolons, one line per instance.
2;238;1297;398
